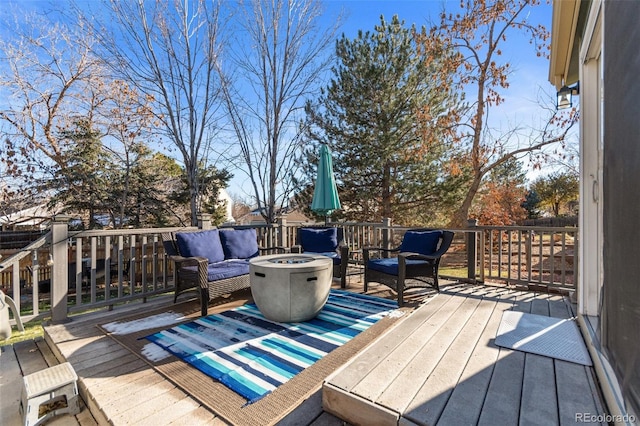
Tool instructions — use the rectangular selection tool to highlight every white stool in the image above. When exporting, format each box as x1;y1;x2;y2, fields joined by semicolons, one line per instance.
19;362;80;426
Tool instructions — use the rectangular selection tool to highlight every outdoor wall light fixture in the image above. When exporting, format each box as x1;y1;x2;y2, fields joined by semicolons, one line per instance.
557;82;580;110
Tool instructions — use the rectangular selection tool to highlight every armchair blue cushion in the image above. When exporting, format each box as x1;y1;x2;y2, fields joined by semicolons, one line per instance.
367;258;430;275
399;230;442;256
176;230;225;263
305;251;341;264
219;229;259;259
299;228;338;253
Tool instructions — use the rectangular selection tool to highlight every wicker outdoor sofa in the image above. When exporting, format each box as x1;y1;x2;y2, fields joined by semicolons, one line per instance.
162;228;285;316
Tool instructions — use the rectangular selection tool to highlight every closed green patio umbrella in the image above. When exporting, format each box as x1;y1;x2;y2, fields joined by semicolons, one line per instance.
311;144;341;222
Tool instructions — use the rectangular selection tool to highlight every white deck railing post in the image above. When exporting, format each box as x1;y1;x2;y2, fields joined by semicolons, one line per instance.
278;216;287;248
198;214;212;230
51;215;72;324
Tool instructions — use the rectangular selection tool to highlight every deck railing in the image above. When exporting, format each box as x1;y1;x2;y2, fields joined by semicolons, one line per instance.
476;224;577;290
0;215;577;325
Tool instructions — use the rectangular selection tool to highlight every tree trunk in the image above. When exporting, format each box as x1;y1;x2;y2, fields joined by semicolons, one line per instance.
382;164;392;219
450;174;483;228
188;166;199;226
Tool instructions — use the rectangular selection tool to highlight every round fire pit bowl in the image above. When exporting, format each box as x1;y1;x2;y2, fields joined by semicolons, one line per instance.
249;254;333;322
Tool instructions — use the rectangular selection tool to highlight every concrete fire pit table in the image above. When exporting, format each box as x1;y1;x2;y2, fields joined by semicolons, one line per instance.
249;253;333;322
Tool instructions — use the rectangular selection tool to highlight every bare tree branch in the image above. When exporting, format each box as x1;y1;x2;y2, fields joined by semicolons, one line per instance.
86;0;226;225
217;0;341;223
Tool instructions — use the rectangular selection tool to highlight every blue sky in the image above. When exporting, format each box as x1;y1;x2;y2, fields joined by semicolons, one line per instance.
326;0;552;93
1;0;557;199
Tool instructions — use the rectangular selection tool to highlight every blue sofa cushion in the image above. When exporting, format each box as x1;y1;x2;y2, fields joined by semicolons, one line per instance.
367;258;429;275
399;231;442;256
300;228;338;253
176;230;225;263
304;251;341;264
219;229;259;259
183;260;250;282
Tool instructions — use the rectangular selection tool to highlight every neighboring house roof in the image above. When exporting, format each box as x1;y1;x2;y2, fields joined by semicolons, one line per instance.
0;189;237;228
283;210;312;223
0;204;59;228
236;209;313;225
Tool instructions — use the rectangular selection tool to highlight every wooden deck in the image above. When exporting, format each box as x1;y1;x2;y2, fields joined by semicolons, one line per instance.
1;279;608;425
323;283;607;425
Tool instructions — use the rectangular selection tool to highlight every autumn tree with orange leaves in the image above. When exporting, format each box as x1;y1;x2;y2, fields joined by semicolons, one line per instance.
471;157;528;225
418;0;577;228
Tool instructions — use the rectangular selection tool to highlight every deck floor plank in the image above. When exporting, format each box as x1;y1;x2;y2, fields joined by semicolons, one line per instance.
512;289;534;313
167;406;222;425
477;347;526;426
372;288;488;412
401;286;506;425
348;285;478;401
13;339;50;374
74;351;141;379
520;353;559;426
325;288;452;392
434;288;517;426
548;294;572;319
307;411;344;426
547;294;605;425
108;387;192;424
81;361;151;406
101;379;180;422
530;293;551;316
86;363;156;398
53;335;113;361
62;336;124;363
555;360;605;425
71;346;132;372
130;393;207;426
90;366;163;402
478;289;530;425
517;291;560;426
0;344;24;426
34;337;63;368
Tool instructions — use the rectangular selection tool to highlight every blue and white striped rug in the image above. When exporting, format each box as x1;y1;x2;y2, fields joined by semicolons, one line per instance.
145;290;398;403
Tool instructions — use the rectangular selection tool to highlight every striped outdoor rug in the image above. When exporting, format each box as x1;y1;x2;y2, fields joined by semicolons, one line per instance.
145;289;398;403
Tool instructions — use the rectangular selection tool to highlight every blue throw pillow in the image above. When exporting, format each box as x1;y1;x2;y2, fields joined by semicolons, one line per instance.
219;229;259;259
400;231;442;256
175;230;225;263
300;228;338;253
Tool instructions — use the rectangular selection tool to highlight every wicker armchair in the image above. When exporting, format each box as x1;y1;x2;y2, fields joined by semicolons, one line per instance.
363;229;454;306
162;229;286;316
291;227;349;288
